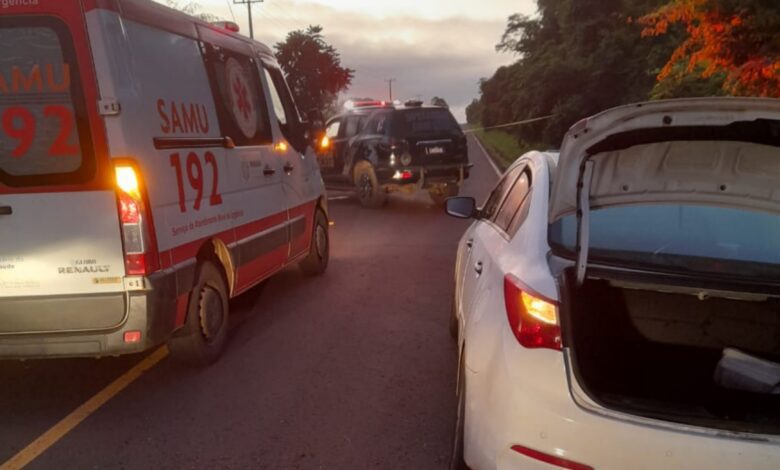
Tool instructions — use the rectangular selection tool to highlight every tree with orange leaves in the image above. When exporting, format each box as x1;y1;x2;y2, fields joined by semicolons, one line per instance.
639;0;780;97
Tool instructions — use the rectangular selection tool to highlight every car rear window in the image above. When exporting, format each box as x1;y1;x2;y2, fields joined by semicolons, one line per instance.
551;204;780;278
0;17;93;187
397;108;461;136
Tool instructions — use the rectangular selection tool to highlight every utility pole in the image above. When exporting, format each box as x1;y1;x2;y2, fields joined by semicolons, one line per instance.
233;0;263;39
385;78;396;101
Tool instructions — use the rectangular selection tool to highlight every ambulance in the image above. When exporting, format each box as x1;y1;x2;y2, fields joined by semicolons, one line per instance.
0;0;330;365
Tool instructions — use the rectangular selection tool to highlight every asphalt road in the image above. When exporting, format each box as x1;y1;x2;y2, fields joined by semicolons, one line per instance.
0;136;499;470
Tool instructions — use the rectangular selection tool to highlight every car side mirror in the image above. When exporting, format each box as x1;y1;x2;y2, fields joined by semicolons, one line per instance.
445;197;477;219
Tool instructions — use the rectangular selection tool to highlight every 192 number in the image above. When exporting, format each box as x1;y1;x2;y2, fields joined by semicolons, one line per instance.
169;151;223;212
1;105;79;158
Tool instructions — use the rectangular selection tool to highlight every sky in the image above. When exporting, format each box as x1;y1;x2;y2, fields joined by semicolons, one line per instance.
166;0;538;122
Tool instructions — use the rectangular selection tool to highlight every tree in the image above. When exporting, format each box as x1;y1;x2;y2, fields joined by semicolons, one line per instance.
162;1;220;22
465;97;483;124
639;0;780;96
475;0;674;146
430;96;449;107
275;25;354;117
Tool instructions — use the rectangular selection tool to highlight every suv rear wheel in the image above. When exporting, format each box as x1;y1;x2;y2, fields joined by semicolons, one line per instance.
354;161;387;208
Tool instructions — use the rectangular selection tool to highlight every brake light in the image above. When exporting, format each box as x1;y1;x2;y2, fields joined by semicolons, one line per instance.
504;274;561;350
114;163;158;276
392;170;414;180
511;445;593;470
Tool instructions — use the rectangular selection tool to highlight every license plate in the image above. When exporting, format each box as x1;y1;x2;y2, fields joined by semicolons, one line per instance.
426;146;445;155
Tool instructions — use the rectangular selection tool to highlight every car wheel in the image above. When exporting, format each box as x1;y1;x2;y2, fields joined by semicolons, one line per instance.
299;209;330;276
429;185;459;206
354;161;387;208
450;357;469;470
168;260;229;366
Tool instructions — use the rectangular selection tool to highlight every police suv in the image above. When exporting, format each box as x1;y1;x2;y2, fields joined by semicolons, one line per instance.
319;100;471;207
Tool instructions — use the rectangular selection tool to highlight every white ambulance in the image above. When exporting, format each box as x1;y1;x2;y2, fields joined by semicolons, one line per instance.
0;0;330;365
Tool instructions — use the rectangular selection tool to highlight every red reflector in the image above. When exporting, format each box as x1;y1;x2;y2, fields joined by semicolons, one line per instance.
401;170;413;179
511;445;593;470
123;330;142;344
125;253;146;276
504;274;561;350
118;192;140;224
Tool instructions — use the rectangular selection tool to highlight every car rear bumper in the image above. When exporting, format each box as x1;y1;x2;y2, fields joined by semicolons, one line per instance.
0;271;178;359
377;163;471;189
464;332;780;470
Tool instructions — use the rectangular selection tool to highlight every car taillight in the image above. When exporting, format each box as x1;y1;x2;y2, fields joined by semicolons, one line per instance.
511;445;593;470
504;274;561;350
115;163;158;276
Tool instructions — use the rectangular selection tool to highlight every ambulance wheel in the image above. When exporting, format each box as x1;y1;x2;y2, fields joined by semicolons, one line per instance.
168;260;229;367
299;209;330;276
354;162;387;208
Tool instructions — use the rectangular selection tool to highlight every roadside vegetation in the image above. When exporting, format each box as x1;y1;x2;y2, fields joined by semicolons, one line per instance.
469;0;780;153
471;129;536;171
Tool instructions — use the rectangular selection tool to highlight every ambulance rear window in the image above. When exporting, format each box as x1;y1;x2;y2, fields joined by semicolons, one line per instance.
0;17;94;187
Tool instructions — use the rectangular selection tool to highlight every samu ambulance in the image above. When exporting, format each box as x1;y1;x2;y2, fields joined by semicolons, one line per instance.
0;0;330;365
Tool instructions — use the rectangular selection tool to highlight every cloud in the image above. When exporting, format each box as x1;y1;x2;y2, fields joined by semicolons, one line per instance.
188;1;537;120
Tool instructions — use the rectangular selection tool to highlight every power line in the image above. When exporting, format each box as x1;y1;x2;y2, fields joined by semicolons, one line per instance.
462;115;555;133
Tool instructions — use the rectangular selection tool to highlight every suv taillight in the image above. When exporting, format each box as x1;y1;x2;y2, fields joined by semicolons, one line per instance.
504;274;561;350
115;164;158;276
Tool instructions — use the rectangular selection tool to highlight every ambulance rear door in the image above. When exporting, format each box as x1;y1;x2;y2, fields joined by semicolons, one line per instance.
0;3;127;334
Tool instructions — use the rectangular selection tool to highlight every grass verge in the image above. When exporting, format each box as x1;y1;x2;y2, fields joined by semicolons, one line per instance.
471;128;533;172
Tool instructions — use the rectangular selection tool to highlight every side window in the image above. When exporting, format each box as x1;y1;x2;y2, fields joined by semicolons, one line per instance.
495;169;532;234
202;43;272;146
481;166;522;221
263;68;287;126
263;66;305;151
325;120;341;139
364;112;390;135
345;116;362;137
376;114;389;135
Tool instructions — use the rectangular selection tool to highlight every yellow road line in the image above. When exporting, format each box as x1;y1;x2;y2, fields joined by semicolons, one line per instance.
0;346;169;470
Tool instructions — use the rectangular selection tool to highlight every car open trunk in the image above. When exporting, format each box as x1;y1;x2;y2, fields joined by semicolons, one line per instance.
560;268;780;435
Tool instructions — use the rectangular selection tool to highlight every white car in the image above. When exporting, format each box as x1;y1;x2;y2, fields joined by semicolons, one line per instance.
447;98;780;470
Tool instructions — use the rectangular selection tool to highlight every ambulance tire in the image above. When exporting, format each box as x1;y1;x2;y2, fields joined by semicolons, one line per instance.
299;209;330;276
168;260;229;367
354;162;387;208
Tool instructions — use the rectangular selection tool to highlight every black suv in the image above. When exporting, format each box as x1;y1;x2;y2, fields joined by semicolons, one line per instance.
317;101;471;207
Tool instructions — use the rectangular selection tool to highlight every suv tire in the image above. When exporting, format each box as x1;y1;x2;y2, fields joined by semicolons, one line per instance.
354;161;387;208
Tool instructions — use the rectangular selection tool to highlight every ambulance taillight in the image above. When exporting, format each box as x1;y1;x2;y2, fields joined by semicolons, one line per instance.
114;164;159;276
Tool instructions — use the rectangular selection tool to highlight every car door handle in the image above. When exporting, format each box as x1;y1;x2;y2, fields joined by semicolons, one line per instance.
474;261;483;275
466;239;473;250
283;163;294;174
263;166;276;176
0;205;12;216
